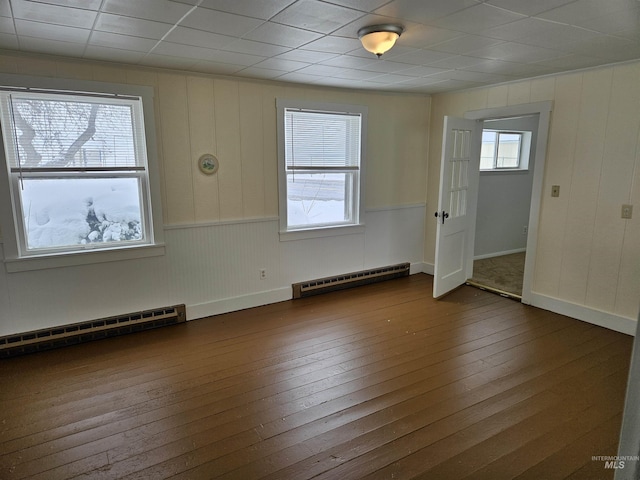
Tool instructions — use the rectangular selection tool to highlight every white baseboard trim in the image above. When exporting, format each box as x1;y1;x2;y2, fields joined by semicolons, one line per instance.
474;248;526;261
529;292;637;336
186;287;292;321
411;262;434;275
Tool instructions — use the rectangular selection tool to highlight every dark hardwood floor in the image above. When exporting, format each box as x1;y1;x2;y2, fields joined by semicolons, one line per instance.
0;274;633;479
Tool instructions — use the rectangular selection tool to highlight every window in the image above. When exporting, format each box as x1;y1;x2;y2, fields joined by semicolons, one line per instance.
480;130;523;170
277;100;366;238
0;76;163;270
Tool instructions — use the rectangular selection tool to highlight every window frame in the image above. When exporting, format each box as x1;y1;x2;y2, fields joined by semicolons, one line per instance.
480;130;525;171
276;99;367;241
0;74;165;273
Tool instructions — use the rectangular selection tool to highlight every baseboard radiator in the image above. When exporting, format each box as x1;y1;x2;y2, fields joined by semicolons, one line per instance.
293;262;410;299
0;304;186;358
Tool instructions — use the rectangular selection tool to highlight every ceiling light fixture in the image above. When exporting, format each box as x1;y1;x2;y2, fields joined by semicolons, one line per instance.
358;24;404;58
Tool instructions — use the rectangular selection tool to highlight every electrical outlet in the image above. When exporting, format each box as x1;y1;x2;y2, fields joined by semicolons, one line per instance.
622;204;633;219
259;269;267;280
551;185;560;197
523;225;528;235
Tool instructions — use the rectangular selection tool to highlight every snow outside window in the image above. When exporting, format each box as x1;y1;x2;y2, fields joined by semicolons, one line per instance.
277;100;366;238
0;90;154;257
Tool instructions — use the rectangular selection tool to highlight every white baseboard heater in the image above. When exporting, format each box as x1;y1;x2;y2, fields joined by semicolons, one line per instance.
0;304;186;358
293;262;410;299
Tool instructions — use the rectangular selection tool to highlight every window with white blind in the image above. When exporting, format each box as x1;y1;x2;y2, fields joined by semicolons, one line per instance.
277;100;367;238
0;76;164;270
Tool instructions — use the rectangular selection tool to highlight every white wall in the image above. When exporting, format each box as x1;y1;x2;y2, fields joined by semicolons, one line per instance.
0;53;430;337
425;61;640;333
474;115;538;258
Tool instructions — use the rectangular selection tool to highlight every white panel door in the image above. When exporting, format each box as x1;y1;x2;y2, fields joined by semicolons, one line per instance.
433;116;481;298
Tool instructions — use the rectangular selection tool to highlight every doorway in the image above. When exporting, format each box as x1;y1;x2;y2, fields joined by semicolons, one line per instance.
468;114;539;299
432;101;553;304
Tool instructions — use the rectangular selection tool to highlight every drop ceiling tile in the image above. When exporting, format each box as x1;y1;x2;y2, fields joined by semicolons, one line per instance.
518;24;601;50
198;49;266;67
396;64;451;76
375;0;480;24
188;60;246;74
23;0;102;9
366;73;414;83
180;7;264;37
399;25;465;49
390;48;452;65
0;15;14;34
298;35;362;53
12;0;97;28
103;0;193;24
537;0;626;25
433;4;526;34
578;8;640;37
482;17;561;42
237;66;287;79
274;49;338;63
331;68;383;80
19;35;86;56
330;13;408;38
559;35;639;59
533;53;605;70
0;0;10;17
196;0;297;20
253;57;311;71
319;54;378;68
221;39;291;57
276;71;324;84
15;19;90;43
0;32;18;49
295;63;351;76
89;31;158;53
83;45;147;63
152;41;223;61
484;0;576;16
360;58;422;73
244;22;323;48
140;53;198;69
425;55;487;69
164;26;235;50
95;13;174;40
467;42;564;63
429;35;504;54
325;0;396;12
271;0;364;34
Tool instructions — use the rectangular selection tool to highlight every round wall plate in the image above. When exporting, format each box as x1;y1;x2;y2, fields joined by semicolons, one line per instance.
198;154;219;175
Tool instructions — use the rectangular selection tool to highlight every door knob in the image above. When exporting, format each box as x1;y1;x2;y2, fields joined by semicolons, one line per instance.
434;211;449;224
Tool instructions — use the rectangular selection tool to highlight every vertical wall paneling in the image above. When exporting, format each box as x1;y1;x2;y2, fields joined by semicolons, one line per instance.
558;68;613;305
586;64;640;312
158;73;196;224
238;82;266;218
187;76;220;223
507;82;531;106
261;84;281;217
533;73;582;296
213;79;244;220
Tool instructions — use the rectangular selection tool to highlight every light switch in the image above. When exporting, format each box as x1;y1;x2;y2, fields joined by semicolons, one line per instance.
551;185;560;197
622;204;633;219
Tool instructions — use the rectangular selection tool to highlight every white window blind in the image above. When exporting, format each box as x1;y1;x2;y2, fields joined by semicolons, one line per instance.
284;109;361;169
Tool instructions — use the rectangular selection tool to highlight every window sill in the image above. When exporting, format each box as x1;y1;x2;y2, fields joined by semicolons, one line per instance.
3;243;166;273
480;168;529;175
279;224;365;242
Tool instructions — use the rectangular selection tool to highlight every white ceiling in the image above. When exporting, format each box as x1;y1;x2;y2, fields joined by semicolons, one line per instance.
1;0;640;94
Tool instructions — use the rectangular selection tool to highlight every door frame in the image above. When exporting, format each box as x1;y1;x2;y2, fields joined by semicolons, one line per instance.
464;101;553;305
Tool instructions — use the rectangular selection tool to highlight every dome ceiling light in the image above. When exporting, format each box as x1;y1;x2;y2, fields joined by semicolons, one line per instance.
357;24;404;58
